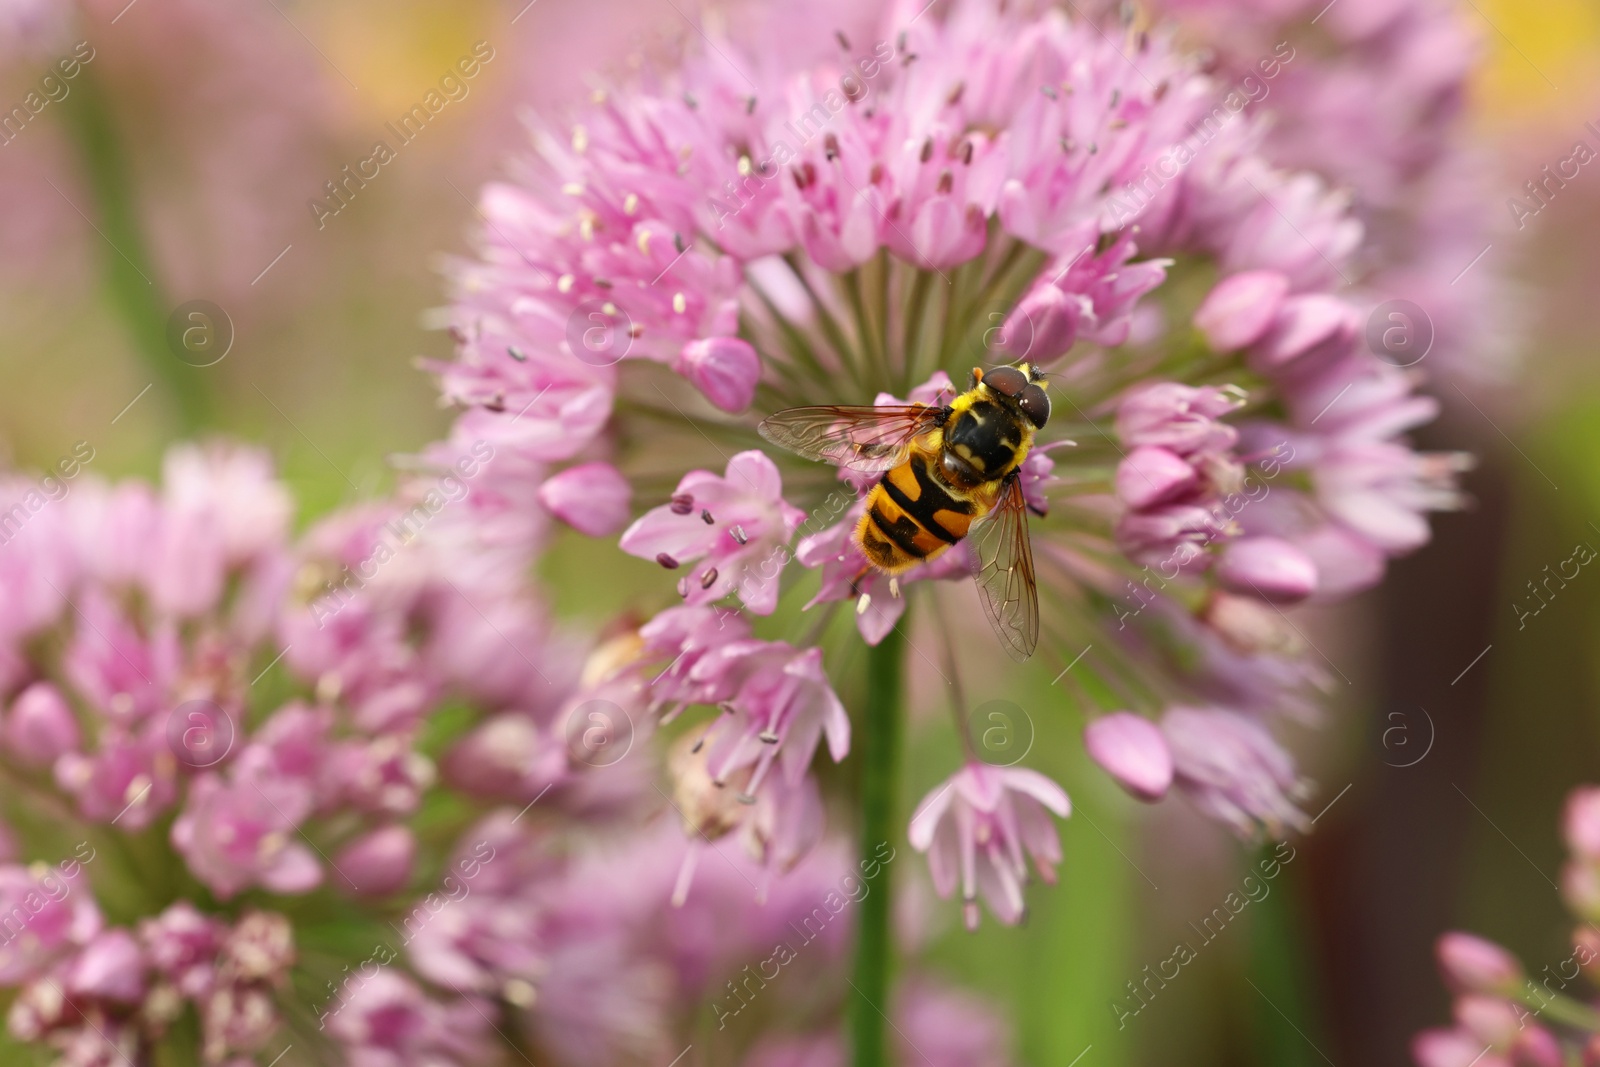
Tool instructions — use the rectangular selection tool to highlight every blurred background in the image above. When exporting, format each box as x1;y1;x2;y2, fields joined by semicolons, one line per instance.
1;1;1598;1064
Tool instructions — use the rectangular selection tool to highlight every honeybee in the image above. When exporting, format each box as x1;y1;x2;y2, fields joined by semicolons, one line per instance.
758;363;1050;661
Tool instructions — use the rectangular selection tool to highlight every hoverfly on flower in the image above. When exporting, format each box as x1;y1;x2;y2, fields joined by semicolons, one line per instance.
759;362;1052;661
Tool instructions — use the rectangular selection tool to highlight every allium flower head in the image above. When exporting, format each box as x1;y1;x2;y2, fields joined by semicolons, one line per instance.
429;0;1465;919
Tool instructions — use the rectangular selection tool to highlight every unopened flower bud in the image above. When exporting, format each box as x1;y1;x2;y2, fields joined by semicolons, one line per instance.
675;336;761;413
1412;1029;1494;1067
1084;713;1172;801
1564;787;1600;859
1575;925;1600;982
1452;993;1522;1047
1194;270;1289;351
1436;931;1523;995
1217;537;1318;604
997;283;1082;362
1114;446;1197;510
538;462;632;536
334;826;416;898
5;682;80;767
67;930;146;1004
1562;860;1600;922
1512;1027;1564;1067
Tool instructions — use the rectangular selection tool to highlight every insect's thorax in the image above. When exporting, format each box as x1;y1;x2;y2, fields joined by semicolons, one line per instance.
938;391;1033;487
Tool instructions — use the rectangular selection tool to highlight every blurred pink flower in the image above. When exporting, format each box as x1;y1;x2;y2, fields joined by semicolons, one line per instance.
909;761;1070;929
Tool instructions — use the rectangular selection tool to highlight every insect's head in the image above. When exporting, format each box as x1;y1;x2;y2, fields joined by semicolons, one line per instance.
972;363;1051;429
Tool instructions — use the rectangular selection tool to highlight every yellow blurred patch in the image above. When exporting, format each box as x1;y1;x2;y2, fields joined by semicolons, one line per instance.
311;0;498;119
1475;0;1600;124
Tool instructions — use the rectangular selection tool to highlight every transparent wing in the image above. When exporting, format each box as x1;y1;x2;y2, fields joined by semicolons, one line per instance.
757;404;943;473
970;474;1040;662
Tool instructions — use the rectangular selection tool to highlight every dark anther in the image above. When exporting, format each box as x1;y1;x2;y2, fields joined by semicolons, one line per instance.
701;509;715;524
670;493;694;515
700;567;719;590
657;553;680;569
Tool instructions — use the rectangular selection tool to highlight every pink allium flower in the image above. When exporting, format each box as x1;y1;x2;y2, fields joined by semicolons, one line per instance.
1161;706;1308;836
170;772;323;900
1415;786;1600;1064
326;968;492;1067
622;450;807;614
909;761;1070;929
0;864;100;984
419;0;1468;920
140;903;225;999
1137;0;1515;383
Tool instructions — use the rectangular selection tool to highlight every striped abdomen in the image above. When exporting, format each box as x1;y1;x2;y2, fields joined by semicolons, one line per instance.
857;450;985;574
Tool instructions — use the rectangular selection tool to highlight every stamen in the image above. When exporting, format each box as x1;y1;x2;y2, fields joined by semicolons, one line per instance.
657;553;680;569
889;577;902;599
730;525;749;545
857;592;872;615
759;730;779;744
835;29;851;50
670;493;694;515
701;508;715;524
700;568;719;590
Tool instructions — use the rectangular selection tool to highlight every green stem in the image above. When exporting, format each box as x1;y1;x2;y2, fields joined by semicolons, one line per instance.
63;70;208;432
851;625;905;1067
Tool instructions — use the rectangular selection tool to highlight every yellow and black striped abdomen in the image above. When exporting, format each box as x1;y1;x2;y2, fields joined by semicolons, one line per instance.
857;450;987;574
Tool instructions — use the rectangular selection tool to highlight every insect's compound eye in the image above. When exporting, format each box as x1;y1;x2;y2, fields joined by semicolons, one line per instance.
984;366;1028;398
1017;384;1050;428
